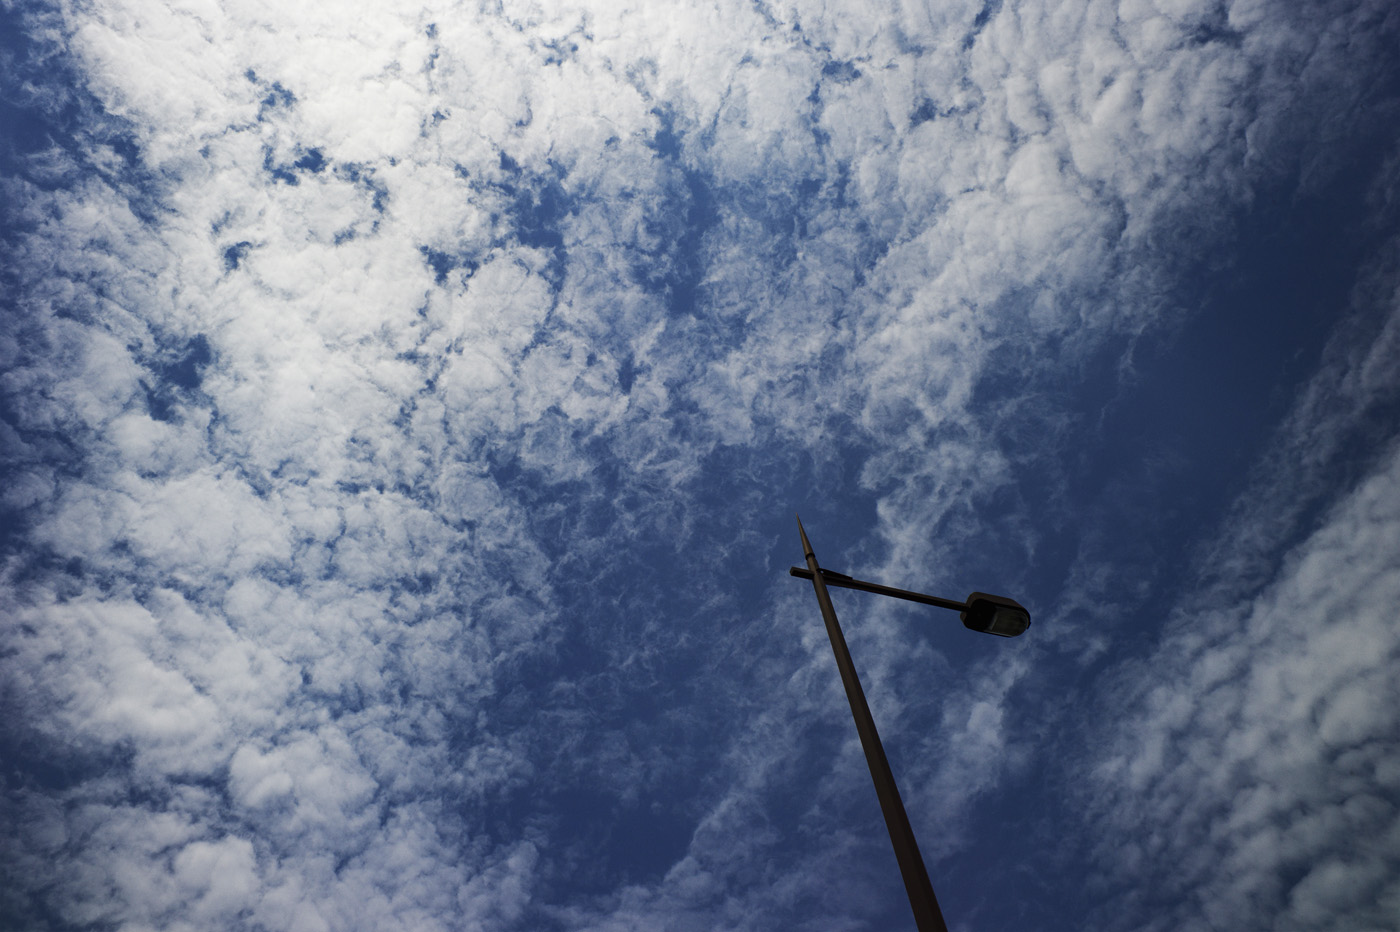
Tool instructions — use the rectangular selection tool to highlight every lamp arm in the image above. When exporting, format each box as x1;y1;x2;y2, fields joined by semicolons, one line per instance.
788;567;968;613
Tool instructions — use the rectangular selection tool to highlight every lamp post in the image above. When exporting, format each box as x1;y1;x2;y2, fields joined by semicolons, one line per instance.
790;516;1030;932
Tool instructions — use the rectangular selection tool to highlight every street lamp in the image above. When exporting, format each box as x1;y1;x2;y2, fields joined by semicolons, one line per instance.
789;516;1030;932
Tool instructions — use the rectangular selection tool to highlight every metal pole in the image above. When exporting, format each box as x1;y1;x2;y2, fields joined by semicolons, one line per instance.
797;516;950;932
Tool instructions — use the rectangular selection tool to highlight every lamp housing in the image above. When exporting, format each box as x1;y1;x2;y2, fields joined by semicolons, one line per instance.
960;592;1031;637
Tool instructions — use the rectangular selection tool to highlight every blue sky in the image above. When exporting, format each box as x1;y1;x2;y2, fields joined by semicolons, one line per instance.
2;0;1399;929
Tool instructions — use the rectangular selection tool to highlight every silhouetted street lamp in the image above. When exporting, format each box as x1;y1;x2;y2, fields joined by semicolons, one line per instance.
789;516;1031;932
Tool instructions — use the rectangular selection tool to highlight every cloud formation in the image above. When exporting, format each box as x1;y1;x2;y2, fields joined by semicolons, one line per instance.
1;0;1398;929
1073;215;1400;931
1082;442;1400;929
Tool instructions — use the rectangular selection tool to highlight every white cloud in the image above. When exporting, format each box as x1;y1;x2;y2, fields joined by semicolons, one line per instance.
171;836;261;924
1074;231;1400;930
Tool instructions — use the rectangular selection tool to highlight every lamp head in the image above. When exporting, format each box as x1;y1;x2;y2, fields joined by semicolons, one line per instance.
960;592;1031;637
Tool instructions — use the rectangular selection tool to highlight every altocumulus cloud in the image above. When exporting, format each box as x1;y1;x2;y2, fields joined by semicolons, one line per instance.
1;0;1399;929
1073;184;1400;932
1086;440;1400;931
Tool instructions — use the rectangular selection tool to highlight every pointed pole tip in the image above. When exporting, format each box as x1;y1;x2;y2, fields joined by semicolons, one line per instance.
795;514;815;560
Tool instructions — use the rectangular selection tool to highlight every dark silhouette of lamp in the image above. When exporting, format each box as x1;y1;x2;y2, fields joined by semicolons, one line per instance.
789;516;1031;932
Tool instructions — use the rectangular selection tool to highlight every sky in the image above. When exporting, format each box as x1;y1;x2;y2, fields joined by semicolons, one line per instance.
2;0;1399;929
